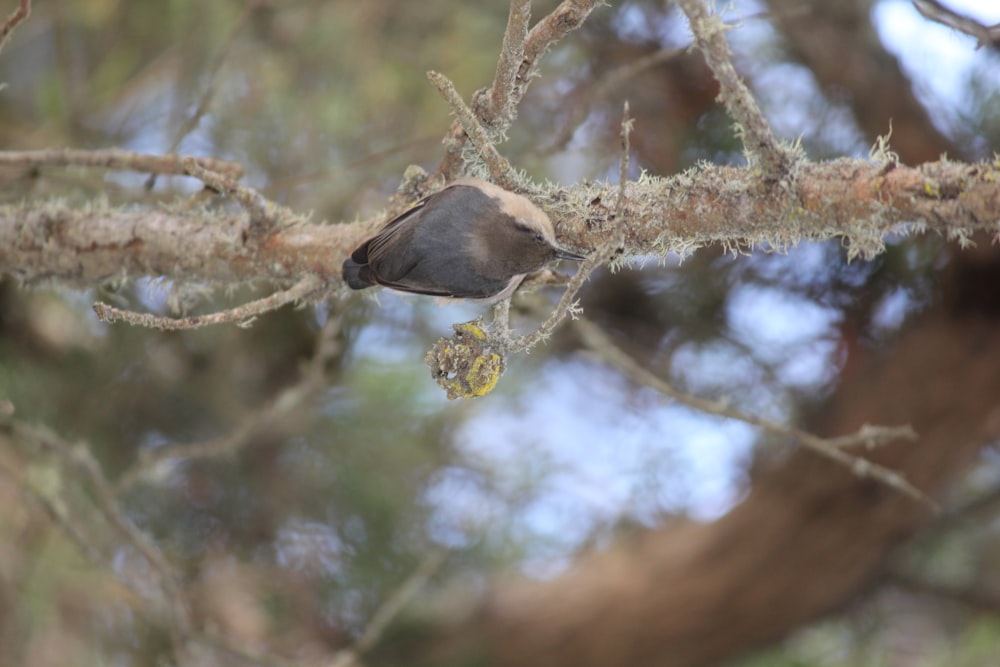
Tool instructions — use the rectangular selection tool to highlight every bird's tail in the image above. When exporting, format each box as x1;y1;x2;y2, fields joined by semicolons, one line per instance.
342;259;374;290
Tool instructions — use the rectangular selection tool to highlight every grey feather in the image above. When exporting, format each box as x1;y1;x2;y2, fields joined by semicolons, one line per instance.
342;179;584;300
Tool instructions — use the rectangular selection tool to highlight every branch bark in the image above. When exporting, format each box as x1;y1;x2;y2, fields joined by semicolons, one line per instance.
3;158;995;287
678;0;795;178
0;202;350;287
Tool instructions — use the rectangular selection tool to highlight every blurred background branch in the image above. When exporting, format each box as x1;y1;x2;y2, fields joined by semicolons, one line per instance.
1;1;999;666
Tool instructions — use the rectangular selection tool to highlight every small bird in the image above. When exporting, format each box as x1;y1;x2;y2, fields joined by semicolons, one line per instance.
342;178;584;301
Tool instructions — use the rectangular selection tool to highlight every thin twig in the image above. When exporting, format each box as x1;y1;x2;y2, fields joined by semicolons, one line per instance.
331;550;447;667
93;275;321;331
508;253;596;352
172;0;260;145
913;0;1000;50
114;381;313;494
8;421;194;654
506;102;633;353
888;571;1000;613
0;442;192;656
11;424;180;584
825;424;919;450
181;157;278;236
114;303;346;495
355;550;447;653
927;484;1000;532
305;304;350;381
433;0;604;179
0;0;30;53
543;46;683;154
616;101;632;224
195;633;299;667
677;0;795;179
521;0;604;96
148;0;262;190
0;148;244;178
490;296;512;339
0;453;107;569
427;70;516;188
573;317;936;510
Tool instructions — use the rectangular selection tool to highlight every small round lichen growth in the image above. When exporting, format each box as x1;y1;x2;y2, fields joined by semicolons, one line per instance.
425;320;507;399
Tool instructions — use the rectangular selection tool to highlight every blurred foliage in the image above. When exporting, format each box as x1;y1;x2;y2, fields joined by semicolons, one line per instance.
1;0;999;665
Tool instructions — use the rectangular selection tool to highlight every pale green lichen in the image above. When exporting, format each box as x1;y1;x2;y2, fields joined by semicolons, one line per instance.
868;127;899;169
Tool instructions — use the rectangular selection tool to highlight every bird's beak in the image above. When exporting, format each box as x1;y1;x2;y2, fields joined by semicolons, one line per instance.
555;248;586;261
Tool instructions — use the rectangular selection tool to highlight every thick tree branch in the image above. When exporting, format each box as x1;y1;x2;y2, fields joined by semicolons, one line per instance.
0;201;350;287
2;158;997;288
549;158;1000;259
487;0;532;125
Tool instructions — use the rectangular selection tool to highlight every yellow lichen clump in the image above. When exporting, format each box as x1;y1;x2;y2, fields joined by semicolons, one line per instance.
424;320;506;399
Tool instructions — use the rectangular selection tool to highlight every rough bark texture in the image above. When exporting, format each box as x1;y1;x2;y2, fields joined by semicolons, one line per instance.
0;204;361;288
385;245;1000;667
2;159;998;287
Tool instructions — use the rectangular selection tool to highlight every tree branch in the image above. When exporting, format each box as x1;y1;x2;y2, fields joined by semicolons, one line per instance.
487;0;532;125
0;0;29;53
2;158;997;288
114;304;346;494
434;0;604;179
428;70;516;188
0;148;244;179
332;550;447;667
765;0;965;164
506;103;634;353
575;318;931;507
542;47;684;155
0;200;346;287
93;274;322;331
181;157;283;237
678;0;797;179
913;0;1000;51
5;420;194;660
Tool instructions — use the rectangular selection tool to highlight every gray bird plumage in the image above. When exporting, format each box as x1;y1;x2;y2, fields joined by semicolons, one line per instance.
342;178;584;301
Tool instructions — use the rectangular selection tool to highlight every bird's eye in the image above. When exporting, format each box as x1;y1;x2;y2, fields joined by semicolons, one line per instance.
533;232;545;243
